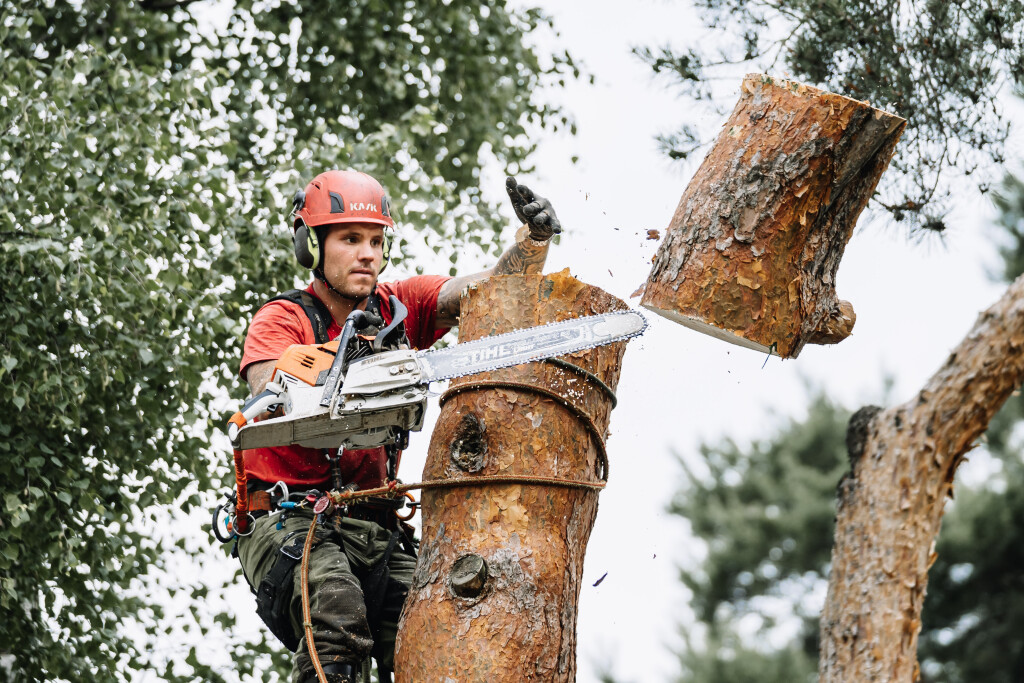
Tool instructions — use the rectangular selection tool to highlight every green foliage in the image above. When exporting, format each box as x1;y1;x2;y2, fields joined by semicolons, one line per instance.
675;639;816;683
992;172;1024;283
670;394;849;679
635;0;1024;231
0;1;574;679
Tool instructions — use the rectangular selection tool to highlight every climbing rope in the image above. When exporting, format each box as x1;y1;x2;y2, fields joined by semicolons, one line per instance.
300;518;328;683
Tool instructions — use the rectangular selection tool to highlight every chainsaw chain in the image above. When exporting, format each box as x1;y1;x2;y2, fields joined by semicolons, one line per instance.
418;310;648;383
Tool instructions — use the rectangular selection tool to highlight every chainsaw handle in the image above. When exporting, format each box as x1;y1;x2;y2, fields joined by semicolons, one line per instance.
228;385;284;445
319;309;369;407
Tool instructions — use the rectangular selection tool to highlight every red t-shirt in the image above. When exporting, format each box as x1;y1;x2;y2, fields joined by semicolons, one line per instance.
239;276;451;490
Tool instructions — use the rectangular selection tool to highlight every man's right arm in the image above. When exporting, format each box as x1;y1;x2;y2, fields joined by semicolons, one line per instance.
246;359;277;397
240;302;309;397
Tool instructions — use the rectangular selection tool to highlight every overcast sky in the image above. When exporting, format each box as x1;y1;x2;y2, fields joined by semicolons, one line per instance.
184;2;1024;681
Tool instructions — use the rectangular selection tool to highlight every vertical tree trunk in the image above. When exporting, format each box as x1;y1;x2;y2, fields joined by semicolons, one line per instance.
641;74;905;358
394;270;630;682
819;274;1024;680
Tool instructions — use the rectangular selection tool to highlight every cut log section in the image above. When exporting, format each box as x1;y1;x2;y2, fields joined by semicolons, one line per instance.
394;270;630;682
641;74;906;358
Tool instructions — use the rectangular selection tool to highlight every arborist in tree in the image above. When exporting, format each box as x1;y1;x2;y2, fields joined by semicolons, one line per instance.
233;169;561;683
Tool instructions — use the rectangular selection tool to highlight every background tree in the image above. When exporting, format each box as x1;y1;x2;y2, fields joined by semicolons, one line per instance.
0;2;575;680
666;173;1024;683
634;0;1024;231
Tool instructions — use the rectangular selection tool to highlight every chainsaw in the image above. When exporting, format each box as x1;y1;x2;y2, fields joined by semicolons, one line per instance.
228;297;647;452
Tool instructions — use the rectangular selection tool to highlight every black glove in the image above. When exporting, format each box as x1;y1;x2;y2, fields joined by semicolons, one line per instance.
506;176;562;241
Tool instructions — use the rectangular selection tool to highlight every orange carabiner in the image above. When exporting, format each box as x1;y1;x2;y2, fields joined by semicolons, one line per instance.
395;491;417;521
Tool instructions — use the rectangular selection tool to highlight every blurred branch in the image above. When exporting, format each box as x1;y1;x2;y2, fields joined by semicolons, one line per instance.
139;0;203;10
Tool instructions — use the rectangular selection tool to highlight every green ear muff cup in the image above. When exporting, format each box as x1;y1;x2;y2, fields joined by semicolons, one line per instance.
379;230;393;274
293;223;320;270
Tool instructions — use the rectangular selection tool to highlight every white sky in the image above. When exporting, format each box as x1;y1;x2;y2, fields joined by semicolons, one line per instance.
185;2;1024;681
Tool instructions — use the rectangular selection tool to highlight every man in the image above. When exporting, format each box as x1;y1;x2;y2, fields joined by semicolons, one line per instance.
235;169;561;683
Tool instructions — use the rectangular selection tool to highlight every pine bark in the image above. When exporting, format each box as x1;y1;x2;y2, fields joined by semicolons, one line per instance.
819;274;1024;680
394;270;629;681
641;74;905;358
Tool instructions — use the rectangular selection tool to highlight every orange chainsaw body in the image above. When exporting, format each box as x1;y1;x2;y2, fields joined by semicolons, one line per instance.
273;340;340;387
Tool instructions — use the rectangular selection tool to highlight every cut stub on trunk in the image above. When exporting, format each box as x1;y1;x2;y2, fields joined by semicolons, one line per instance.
394;270;630;682
641;74;905;358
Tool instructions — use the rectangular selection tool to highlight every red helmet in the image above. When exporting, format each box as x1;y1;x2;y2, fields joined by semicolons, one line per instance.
291;170;396;272
294;170;394;230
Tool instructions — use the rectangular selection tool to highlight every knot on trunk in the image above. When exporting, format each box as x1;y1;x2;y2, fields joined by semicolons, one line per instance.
846;405;882;472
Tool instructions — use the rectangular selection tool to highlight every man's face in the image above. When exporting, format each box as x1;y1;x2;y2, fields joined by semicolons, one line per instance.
320;222;385;300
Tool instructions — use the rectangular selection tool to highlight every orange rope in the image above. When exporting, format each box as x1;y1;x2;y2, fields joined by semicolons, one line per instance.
232;448;250;534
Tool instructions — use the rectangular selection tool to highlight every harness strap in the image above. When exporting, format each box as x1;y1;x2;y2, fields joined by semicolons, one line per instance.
265;289;334;344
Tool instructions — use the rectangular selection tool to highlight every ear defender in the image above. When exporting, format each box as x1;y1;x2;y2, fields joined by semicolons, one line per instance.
292;223;322;270
379;228;393;274
291;189;321;270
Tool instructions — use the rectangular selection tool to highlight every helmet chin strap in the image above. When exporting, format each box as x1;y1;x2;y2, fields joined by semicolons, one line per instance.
314;268;371;305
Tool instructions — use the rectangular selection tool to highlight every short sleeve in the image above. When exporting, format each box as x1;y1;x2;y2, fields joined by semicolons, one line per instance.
239;301;316;380
376;275;452;349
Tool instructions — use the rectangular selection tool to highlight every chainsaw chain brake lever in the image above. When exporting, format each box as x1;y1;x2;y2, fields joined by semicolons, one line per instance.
320;310;367;407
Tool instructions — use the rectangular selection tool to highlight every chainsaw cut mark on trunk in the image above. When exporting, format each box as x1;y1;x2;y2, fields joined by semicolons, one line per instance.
449;412;487;473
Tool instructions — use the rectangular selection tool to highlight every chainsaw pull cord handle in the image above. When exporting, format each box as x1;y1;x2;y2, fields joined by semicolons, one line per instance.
319;309;370;408
372;295;408;354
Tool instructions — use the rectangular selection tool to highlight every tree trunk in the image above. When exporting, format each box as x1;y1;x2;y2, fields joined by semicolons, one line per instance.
819;273;1024;681
641;74;905;358
394;270;630;681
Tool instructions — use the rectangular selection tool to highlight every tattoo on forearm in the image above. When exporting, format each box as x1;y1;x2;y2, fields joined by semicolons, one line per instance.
436;284;464;326
494;230;549;276
247;361;276;397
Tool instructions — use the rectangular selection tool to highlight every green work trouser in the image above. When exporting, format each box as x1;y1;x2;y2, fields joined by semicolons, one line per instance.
236;508;415;682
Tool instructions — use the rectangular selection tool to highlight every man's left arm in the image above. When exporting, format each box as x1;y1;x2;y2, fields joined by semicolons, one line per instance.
436;177;561;327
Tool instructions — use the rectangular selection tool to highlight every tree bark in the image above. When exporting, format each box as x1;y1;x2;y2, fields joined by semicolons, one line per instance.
394;270;630;681
819;273;1024;681
641;74;905;358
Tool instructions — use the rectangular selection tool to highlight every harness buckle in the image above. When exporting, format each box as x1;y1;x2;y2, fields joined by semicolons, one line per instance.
279;541;304;562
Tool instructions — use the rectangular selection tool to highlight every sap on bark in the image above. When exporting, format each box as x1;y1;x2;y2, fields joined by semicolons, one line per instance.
394;270;632;682
641;74;906;358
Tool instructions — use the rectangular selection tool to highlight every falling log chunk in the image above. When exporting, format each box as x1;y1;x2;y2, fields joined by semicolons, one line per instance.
395;270;632;682
641;74;906;358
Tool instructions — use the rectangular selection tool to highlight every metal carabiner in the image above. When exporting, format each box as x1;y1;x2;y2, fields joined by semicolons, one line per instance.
231;513;257;538
212;502;237;543
395;492;418;521
268;480;290;505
